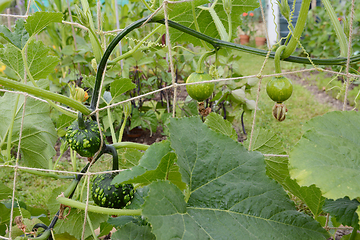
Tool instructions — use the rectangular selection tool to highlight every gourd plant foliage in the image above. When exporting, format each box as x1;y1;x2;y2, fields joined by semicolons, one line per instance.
0;0;359;239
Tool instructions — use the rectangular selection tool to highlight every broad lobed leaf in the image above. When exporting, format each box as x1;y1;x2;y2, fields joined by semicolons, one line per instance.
0;19;28;49
54;209;108;240
248;129;325;217
25;12;63;36
111;222;155;240
204;112;237;141
0;93;57;169
289;111;360;200
141;117;329;239
323;197;359;228
112;141;186;190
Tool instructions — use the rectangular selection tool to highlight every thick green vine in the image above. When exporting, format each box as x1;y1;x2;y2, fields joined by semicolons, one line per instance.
89;15;360;112
0;76;91;115
281;0;311;58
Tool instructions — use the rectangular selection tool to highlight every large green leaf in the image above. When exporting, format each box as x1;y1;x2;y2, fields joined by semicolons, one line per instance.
118;148;144;169
130;109;158;134
111;222;155;240
110;78;136;103
113;141;185;190
0;40;59;80
289;111;360;200
204;112;237;141
323;197;359;228
54;209;108;240
0;93;57;168
142;117;329;239
0;182;12;201
248;129;325;217
166;0;259;46
0;203;31;229
25;12;63;36
0;44;23;79
26;40;59;80
0;19;29;49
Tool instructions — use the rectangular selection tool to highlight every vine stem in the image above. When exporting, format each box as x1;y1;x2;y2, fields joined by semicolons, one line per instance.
89;14;360;112
104;144;119;171
110;24;164;64
322;0;348;57
274;45;287;74
90;16;151;110
155;19;360;65
112;141;149;151
196;51;216;73
56;197;142;216
282;0;311;58
0;76;91;115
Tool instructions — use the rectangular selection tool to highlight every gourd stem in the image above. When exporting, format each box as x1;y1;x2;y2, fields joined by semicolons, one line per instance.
104;144;119;171
275;45;287;74
57;197;142;216
77;112;86;130
112;141;149;151
196;51;216;73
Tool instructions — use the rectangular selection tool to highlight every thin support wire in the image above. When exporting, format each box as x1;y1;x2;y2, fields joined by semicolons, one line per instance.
25;0;32;16
248;0;275;151
163;1;178;117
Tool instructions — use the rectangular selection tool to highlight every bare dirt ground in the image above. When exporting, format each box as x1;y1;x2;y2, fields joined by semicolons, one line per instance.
288;71;354;111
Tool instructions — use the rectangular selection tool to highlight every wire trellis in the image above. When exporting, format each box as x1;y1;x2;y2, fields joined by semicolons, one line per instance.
0;0;359;239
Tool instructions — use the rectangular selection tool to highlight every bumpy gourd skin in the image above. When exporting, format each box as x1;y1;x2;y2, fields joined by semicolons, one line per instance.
91;173;135;209
65;119;102;157
186;72;215;101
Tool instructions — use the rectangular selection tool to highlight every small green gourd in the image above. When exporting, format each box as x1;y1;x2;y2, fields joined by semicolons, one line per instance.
91;173;134;209
65;115;103;158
